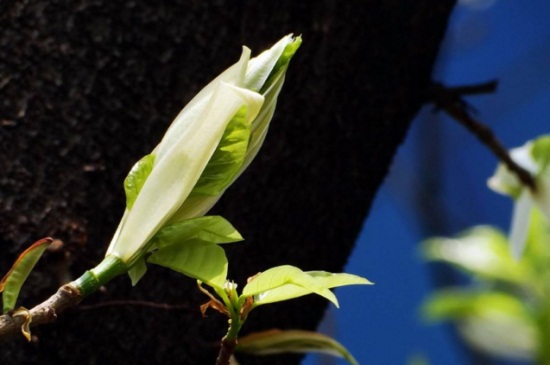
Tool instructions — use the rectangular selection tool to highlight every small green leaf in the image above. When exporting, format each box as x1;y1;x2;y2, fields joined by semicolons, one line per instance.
524;207;550;271
423;290;535;360
242;266;318;296
242;266;370;307
124;154;155;210
242;265;335;304
259;37;302;94
241;36;301;172
459;314;535;360
236;329;359;365
305;271;373;287
152;216;243;248
244;35;298;92
531;135;550;171
127;258;148;286
0;238;53;313
251;283;337;307
147;239;228;290
190;106;252;197
421;226;529;284
422;289;530;322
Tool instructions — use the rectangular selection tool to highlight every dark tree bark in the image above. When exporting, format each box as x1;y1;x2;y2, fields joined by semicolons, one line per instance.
0;1;455;364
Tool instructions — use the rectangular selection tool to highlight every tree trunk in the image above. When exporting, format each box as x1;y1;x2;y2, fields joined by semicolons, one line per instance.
0;1;455;364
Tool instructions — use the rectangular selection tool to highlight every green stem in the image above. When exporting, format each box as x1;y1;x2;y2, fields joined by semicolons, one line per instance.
215;313;243;365
215;286;245;365
72;255;128;297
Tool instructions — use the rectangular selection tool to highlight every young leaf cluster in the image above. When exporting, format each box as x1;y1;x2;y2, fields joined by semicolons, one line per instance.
422;200;550;361
488;135;550;257
200;265;370;365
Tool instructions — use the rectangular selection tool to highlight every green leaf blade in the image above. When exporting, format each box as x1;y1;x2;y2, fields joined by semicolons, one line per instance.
421;226;529;284
252;283;336;307
242;265;370;307
124;154;156;210
0;238;53;313
147;239;228;290
259;36;302;94
153;216;243;248
190;106;252;197
242;265;321;297
305;271;373;288
236;329;359;365
127;258;148;286
422;290;535;360
531;135;550;170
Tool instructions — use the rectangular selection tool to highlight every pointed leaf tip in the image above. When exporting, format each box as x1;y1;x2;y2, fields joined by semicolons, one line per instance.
1;238;53;313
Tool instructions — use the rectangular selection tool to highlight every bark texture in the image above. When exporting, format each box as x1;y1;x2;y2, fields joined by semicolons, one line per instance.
0;1;455;364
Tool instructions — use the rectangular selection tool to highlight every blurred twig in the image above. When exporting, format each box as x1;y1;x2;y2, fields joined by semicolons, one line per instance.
430;80;536;191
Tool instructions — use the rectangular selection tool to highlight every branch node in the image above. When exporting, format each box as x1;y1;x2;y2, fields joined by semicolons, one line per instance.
430;81;537;192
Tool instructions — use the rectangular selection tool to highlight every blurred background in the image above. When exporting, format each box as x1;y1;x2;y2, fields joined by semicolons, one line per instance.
304;1;550;364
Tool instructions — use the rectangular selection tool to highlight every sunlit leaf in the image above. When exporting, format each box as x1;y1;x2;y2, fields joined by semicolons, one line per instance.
244;35;299;92
458;315;535;361
152;216;243;249
242;266;370;308
124;154;155;210
531;135;550;171
0;238;53;313
305;271;372;287
125;216;241;286
523;207;550;274
147;239;228;289
242;265;337;306
236;329;359;365
189;106;251;197
487;135;550;257
422;289;531;323
424;290;537;359
508;191;534;258
258;37;302;94
241;266;310;295
252;283;336;307
422;289;536;359
242;37;301;172
421;226;529;284
127;258;148;286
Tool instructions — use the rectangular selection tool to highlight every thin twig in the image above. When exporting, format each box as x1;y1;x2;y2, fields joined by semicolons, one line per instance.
442;80;498;97
0;283;83;340
430;81;537;192
78;300;192;311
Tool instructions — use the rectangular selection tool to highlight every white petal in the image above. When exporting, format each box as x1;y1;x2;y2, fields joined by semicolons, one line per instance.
488;142;537;198
153;47;252;159
244;34;294;91
532;170;550;223
508;190;533;259
510;143;538;174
